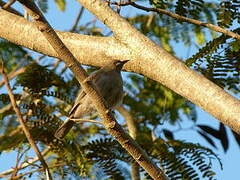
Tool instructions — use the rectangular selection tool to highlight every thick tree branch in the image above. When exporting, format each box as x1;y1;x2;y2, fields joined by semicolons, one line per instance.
0;1;240;133
16;0;168;179
76;0;240;133
0;62;52;180
0;9;130;67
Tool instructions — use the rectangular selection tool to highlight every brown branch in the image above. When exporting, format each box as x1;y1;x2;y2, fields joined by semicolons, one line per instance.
0;61;52;180
76;0;240;135
9;163;65;180
108;0;240;41
70;118;104;125
10;148;23;179
0;0;22;16
0;66;25;87
117;106;140;180
70;6;85;32
16;0;168;179
117;106;137;139
2;0;16;9
0;148;50;177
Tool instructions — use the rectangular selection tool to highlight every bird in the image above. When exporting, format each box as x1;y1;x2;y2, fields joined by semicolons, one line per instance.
54;60;129;139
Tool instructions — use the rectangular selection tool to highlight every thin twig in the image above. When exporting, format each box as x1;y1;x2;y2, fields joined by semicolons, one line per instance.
70;6;85;32
0;67;25;87
2;0;16;9
0;148;50;177
107;0;240;41
10;148;22;179
9;163;65;180
0;0;22;16
70;118;103;125
0;61;52;180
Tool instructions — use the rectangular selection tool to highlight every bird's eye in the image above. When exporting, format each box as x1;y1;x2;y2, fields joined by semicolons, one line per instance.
115;61;121;66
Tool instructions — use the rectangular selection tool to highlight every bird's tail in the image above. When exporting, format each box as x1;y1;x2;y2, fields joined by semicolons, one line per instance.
54;118;75;139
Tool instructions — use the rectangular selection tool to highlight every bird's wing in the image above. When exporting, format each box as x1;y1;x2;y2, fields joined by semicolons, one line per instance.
69;89;86;116
84;68;105;83
68;69;104;116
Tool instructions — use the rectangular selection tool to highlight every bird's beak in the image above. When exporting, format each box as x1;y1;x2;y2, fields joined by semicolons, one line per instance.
121;60;129;65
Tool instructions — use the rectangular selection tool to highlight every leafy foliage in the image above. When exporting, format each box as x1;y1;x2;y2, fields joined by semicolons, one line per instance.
175;0;204;19
186;29;240;93
125;74;197;125
152;139;222;179
2;0;240;178
0;40;33;73
0;59;221;179
55;0;66;12
197;123;240;152
16;62;66;92
217;0;240;28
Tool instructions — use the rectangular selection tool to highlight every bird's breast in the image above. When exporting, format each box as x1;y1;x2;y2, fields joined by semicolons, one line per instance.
95;71;123;108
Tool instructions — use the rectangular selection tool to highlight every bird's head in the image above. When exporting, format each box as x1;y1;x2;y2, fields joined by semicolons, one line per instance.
110;60;129;72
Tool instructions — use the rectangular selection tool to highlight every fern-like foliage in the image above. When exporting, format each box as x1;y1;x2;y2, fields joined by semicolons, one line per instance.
0;40;33;73
81;138;221;180
125;75;197;125
83;138;131;179
175;0;204;19
152;139;222;180
186;28;240;93
185;34;228;67
16;63;66;92
217;0;240;28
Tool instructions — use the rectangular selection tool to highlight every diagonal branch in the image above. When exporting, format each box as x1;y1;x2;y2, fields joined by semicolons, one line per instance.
117;106;140;180
16;0;168;179
70;6;85;32
9;163;65;180
0;0;22;16
0;62;52;180
108;0;240;41
2;0;17;10
0;66;25;87
0;0;240;147
76;0;240;134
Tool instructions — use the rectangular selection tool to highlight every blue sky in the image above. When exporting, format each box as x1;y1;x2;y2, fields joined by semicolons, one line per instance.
0;1;239;179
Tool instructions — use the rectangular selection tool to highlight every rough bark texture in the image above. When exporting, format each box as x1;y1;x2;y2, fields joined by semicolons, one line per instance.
13;1;168;179
117;106;140;180
0;1;240;134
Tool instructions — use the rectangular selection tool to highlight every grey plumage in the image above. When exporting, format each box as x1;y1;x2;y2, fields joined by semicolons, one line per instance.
54;60;129;139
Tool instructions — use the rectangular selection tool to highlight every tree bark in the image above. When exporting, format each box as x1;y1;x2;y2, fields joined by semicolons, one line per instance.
117;106;140;180
13;1;168;179
0;5;240;135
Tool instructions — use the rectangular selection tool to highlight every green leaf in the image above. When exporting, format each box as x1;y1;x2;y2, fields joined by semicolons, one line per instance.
55;0;66;11
195;28;206;45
